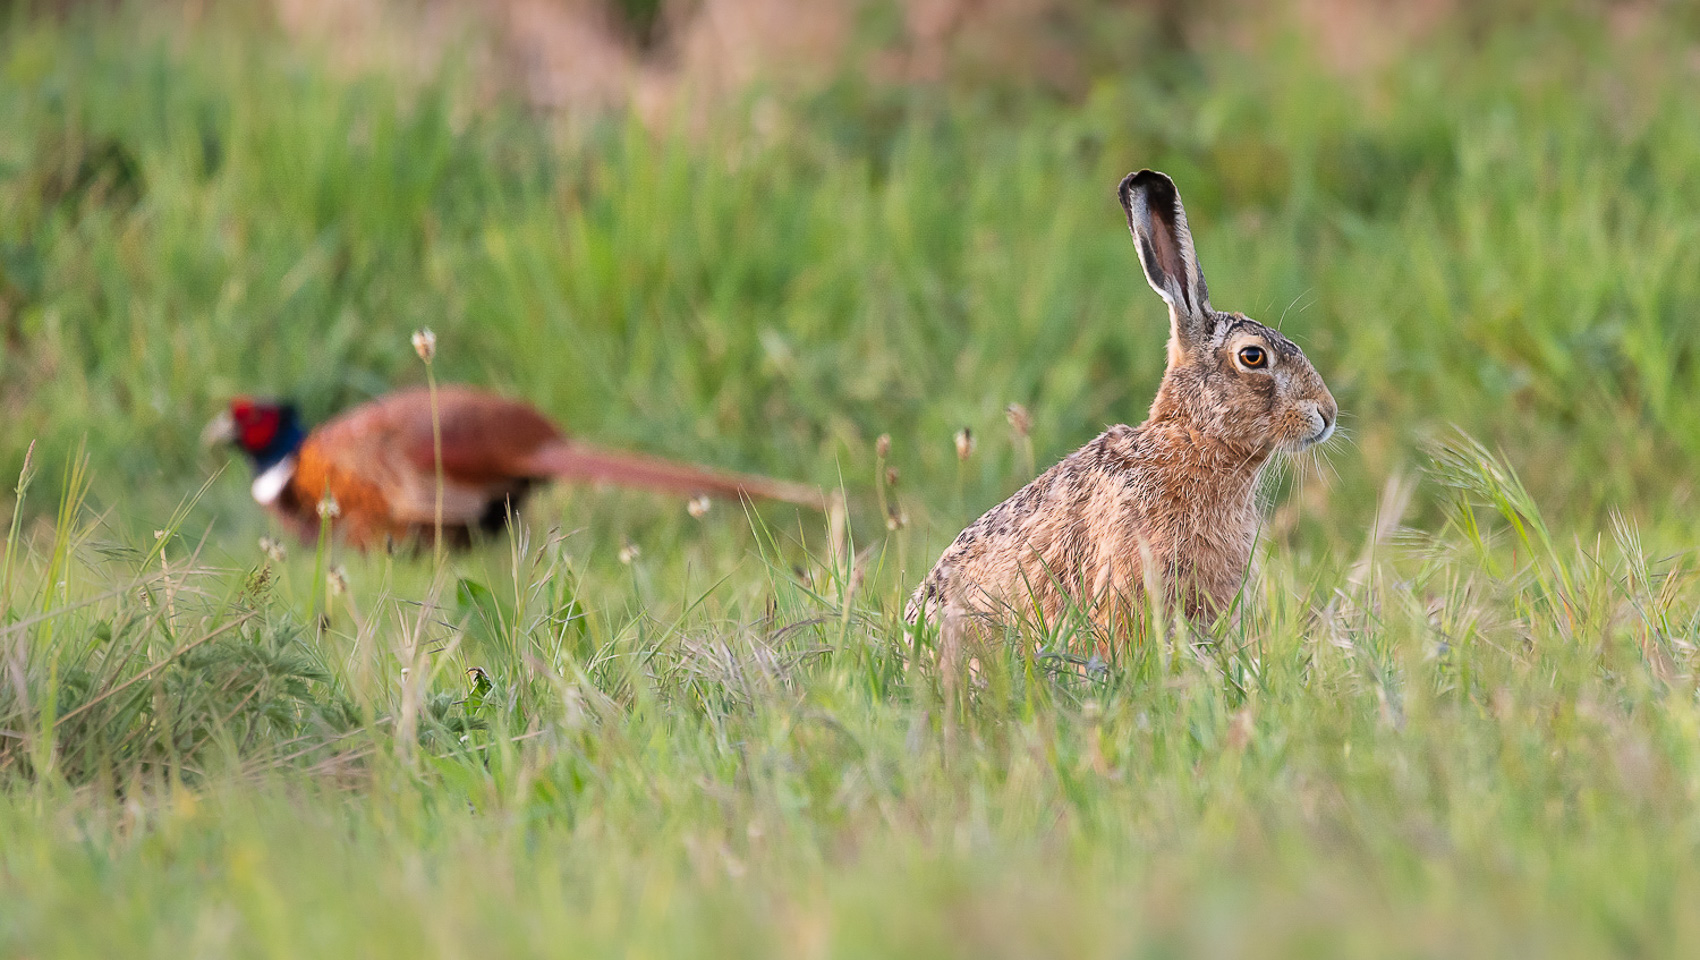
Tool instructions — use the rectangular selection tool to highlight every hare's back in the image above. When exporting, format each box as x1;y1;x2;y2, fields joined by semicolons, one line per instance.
909;425;1154;621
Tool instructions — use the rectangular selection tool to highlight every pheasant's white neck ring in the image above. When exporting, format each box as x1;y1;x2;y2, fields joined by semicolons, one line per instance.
251;456;297;505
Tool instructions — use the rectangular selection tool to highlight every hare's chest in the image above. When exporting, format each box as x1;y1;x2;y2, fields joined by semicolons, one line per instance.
1095;470;1259;590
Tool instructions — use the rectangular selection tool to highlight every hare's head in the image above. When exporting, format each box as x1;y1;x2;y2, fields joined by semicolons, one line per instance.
1119;170;1336;458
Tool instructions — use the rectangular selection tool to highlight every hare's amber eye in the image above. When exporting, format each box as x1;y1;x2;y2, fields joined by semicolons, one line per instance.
1238;345;1268;369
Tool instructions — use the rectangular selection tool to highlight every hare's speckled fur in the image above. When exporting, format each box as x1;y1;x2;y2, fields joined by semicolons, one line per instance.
908;170;1336;641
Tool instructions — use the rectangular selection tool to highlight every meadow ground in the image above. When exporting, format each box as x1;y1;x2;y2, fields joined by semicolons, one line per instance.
4;3;1700;956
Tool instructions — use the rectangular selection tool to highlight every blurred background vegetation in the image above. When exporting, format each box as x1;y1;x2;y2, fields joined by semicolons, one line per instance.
4;1;1700;956
1;0;1697;549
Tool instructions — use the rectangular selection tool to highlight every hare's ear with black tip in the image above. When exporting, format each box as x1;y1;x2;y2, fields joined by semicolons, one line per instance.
1119;170;1215;354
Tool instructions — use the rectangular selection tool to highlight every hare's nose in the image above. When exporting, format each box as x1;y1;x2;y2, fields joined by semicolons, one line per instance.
1312;402;1339;445
1308;400;1336;444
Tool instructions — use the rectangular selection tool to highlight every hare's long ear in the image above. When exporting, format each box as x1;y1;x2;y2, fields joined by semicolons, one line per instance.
1119;170;1214;353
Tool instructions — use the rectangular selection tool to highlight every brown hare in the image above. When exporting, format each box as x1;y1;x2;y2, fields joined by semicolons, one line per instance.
907;170;1336;649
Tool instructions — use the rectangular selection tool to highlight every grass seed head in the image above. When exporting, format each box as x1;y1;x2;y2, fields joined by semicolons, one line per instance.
955;427;974;461
244;564;274;598
411;328;437;363
1006;403;1030;437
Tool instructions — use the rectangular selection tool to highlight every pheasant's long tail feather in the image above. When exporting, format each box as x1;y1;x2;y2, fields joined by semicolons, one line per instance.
524;441;827;510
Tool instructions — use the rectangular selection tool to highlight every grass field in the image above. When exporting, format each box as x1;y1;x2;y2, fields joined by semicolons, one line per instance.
4;3;1700;956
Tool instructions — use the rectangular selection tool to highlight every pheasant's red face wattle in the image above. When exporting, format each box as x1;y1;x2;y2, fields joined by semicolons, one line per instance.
230;398;282;454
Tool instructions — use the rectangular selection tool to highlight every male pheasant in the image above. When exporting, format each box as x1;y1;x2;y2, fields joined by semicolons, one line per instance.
203;386;824;550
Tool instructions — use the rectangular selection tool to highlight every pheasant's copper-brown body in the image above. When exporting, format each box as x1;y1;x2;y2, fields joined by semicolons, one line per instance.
909;170;1336;642
210;386;824;551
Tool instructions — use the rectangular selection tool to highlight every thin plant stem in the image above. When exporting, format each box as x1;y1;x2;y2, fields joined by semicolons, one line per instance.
428;368;444;566
2;440;36;616
415;335;445;567
313;488;334;630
